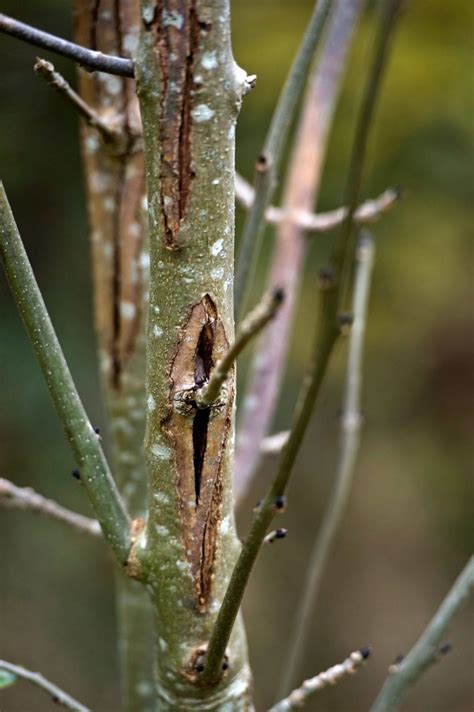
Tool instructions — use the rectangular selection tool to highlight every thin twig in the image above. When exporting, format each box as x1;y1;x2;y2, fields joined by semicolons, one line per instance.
278;232;375;698
0;478;101;537
34;58;118;140
0;183;131;564
235;173;399;234
203;0;403;681
0;13;134;77
0;660;91;712
268;648;370;712
234;0;364;504
195;289;284;408
331;0;403;310
234;0;333;318
370;557;474;712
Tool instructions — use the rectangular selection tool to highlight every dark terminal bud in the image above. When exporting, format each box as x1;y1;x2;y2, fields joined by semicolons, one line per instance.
71;468;81;480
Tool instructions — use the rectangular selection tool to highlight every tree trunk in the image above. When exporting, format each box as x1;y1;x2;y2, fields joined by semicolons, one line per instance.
73;2;156;709
131;1;253;708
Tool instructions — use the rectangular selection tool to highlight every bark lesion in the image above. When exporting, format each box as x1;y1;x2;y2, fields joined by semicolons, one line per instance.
164;295;233;610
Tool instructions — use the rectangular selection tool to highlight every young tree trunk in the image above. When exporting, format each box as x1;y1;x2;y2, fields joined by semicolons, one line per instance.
131;1;253;708
73;2;156;709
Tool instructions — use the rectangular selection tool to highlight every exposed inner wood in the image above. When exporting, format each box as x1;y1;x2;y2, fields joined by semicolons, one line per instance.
165;295;233;610
147;0;199;248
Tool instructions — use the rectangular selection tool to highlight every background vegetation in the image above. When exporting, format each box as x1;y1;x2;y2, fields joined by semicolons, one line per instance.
0;1;472;709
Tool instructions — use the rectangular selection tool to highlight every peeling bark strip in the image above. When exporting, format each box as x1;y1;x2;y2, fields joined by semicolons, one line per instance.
164;295;233;610
74;0;146;389
143;0;199;249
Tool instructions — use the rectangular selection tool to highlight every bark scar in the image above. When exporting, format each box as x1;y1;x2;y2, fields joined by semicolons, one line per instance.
150;0;200;249
164;295;233;611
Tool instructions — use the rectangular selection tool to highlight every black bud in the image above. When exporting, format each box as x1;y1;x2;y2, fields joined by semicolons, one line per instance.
360;646;371;660
71;468;81;480
275;528;287;539
222;660;229;671
339;313;353;328
439;642;452;656
318;267;335;289
94;426;101;435
257;154;269;172
272;287;285;304
275;495;286;511
195;662;205;673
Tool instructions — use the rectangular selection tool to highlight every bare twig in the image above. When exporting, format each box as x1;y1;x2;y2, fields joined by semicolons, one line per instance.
268;648;370;712
195;289;284;408
0;478;101;537
263;528;287;544
331;0;403;310
370;557;474;712
0;13;134;77
279;233;375;697
234;0;333;317
34;58;118;140
0;660;90;712
0;184;131;564
235;0;364;504
235;173;399;234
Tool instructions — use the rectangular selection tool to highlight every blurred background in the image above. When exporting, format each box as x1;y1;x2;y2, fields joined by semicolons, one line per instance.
0;1;472;710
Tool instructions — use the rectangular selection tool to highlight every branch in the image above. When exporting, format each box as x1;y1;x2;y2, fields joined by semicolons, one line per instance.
34;58;118;141
201;274;341;685
235;173;399;234
331;0;403;309
195;289;284;408
278;233;375;697
0;660;90;712
370;557;474;712
0;478;101;537
234;0;365;504
0;13;134;77
234;0;333;317
0;183;131;565
204;0;403;681
268;648;370;712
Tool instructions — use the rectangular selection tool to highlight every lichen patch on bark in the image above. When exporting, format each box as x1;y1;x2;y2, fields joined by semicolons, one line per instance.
163;295;233;611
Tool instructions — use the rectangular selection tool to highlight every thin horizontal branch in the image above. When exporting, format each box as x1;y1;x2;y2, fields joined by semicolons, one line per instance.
0;660;90;712
235;174;399;234
0;13;134;77
370;557;474;712
195;289;284;408
279;233;375;697
0;478;101;537
34;58;118;140
268;648;370;712
0;183;131;565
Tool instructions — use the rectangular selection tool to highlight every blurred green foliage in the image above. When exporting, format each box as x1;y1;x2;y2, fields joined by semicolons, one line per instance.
0;1;472;710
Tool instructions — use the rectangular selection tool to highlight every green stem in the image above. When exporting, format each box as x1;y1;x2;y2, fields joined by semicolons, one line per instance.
370;557;474;712
201;278;340;684
195;288;284;408
234;0;334;318
278;233;375;698
331;0;403;305
0;183;131;565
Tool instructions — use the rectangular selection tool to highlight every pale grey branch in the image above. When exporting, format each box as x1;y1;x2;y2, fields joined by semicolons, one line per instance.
0;477;101;537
